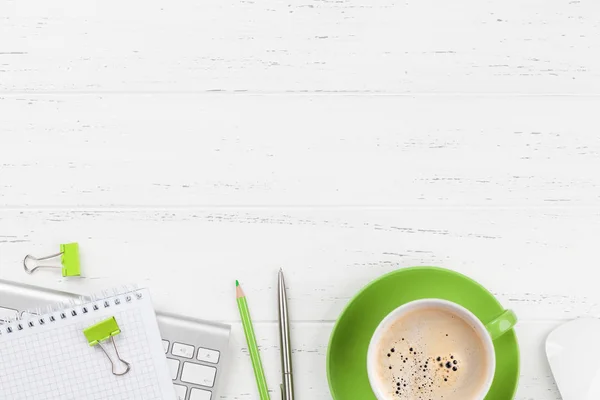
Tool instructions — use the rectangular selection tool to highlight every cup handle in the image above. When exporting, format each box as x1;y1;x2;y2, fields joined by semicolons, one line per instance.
485;310;517;341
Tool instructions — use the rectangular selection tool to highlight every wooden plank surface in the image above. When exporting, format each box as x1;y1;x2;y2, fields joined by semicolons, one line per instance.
2;0;600;398
1;94;599;207
1;209;599;323
1;0;599;93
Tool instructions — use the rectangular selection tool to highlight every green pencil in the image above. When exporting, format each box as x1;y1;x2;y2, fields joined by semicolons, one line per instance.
236;280;271;400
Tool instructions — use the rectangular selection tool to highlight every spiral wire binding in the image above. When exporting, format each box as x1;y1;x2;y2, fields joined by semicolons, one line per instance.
0;285;142;335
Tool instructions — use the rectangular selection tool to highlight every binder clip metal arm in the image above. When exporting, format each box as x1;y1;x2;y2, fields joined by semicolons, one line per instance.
23;243;81;277
83;316;131;376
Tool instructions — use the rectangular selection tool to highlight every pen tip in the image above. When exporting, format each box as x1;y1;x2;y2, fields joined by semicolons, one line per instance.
235;280;239;287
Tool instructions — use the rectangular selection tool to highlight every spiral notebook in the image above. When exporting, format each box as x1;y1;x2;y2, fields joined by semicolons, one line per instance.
0;287;175;400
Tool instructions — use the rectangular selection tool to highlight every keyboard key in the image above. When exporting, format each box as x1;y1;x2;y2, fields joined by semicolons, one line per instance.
172;342;195;359
167;358;180;380
190;388;212;400
0;307;18;323
181;362;217;387
173;384;187;400
197;347;220;364
162;340;170;353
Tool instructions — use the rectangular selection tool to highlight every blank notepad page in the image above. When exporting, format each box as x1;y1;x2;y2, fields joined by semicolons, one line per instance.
0;288;175;400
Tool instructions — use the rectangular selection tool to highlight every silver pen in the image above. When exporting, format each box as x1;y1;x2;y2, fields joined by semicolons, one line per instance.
278;268;294;400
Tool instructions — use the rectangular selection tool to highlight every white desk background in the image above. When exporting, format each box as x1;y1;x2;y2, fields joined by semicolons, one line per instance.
0;1;599;399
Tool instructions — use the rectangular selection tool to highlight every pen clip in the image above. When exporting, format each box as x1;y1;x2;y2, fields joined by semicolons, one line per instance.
280;383;286;400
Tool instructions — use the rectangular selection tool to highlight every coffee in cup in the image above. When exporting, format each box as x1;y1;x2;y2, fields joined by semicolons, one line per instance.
367;299;516;400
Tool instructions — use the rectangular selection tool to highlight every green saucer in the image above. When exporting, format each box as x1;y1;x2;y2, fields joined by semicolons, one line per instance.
327;267;520;399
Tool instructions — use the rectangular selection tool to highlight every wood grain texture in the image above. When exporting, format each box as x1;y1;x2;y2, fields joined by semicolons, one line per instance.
1;208;599;323
1;0;599;93
2;0;599;398
1;94;599;207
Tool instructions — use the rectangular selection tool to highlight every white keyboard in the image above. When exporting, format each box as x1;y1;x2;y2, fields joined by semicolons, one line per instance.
0;279;230;400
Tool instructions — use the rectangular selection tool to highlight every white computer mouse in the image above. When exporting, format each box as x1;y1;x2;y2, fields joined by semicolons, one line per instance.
546;318;600;400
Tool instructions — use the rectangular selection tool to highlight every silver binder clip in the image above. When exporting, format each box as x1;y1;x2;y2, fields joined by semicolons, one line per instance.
83;316;131;376
23;243;81;277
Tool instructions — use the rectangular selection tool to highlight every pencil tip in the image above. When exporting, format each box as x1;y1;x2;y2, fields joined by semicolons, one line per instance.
235;280;239;287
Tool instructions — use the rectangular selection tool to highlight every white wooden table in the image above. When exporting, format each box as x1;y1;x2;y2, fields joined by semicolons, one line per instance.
1;1;599;398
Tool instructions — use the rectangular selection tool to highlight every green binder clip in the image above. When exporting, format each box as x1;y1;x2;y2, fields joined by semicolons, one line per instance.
23;242;81;277
83;317;131;376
